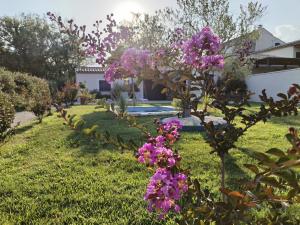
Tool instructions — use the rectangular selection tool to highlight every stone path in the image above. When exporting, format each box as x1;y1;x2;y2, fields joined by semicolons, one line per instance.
12;111;36;127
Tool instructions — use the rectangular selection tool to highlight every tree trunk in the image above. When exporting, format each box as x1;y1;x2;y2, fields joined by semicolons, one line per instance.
183;107;191;117
131;78;136;106
220;153;226;201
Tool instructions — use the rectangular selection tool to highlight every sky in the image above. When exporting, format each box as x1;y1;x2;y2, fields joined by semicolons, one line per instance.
0;0;299;42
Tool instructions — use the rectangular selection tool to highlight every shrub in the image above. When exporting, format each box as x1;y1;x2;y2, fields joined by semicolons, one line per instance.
0;68;16;95
0;92;15;140
61;82;79;106
29;77;52;122
78;89;95;105
0;68;52;116
217;77;248;103
111;83;125;101
116;94;127;116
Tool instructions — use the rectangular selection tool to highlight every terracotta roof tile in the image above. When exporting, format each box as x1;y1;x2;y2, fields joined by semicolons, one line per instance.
76;67;104;73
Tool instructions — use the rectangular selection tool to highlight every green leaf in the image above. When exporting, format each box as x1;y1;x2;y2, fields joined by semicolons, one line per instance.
285;133;294;144
260;177;283;188
275;170;299;188
244;164;259;174
266;148;286;158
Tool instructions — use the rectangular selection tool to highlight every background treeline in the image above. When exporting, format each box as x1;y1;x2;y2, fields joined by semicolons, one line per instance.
0;13;84;93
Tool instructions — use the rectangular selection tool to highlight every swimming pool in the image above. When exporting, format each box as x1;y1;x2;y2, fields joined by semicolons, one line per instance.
126;106;178;116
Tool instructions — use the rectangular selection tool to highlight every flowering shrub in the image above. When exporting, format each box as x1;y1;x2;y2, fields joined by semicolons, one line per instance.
137;119;188;218
144;168;187;218
181;27;224;70
51;12;300;223
105;48;152;82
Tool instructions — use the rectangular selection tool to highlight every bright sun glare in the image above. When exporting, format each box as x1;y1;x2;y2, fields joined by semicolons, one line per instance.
114;1;144;22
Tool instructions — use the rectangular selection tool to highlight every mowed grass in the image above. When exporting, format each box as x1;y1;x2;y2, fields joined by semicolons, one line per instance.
0;105;300;224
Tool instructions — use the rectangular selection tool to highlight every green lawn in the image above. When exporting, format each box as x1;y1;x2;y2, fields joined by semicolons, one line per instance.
0;105;300;224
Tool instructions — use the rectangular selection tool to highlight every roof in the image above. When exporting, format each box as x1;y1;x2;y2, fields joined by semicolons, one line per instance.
255;57;300;66
76;66;104;73
255;39;300;53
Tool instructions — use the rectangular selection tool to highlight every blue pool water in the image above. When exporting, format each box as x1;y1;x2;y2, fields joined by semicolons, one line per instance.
127;106;176;113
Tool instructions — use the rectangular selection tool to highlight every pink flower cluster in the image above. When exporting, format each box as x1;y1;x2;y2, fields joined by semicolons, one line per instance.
181;27;224;70
104;48;152;82
137;119;188;218
144;168;188;218
104;61;122;82
138;143;177;168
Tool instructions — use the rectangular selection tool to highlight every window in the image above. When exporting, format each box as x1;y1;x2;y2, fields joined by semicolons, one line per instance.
296;52;300;58
274;42;281;46
99;80;111;91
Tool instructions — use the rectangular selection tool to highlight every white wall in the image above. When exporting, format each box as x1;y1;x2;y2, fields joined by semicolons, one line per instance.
261;46;295;58
255;28;285;51
246;68;300;102
76;72;144;98
294;47;300;57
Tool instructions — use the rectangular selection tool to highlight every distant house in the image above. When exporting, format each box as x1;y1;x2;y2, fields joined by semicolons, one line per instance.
76;66;168;101
246;28;300;102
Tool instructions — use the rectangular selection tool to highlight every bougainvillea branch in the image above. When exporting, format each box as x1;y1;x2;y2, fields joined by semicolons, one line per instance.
47;12;131;68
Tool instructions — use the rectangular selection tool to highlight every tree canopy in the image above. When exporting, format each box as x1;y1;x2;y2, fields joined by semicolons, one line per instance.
0;14;84;91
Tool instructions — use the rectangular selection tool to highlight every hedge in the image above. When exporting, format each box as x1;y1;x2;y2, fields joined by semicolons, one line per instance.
0;91;15;139
0;67;51;122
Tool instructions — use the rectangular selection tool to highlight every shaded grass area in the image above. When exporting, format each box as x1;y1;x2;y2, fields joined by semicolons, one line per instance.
0;105;300;224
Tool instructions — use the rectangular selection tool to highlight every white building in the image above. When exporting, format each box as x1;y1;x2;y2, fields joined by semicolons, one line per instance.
247;37;300;102
75;66;168;101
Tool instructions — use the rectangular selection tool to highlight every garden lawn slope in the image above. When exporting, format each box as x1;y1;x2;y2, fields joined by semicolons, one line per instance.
0;105;299;224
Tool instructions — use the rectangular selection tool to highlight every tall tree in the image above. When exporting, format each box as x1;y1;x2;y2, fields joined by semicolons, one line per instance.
124;0;265;78
0;14;84;91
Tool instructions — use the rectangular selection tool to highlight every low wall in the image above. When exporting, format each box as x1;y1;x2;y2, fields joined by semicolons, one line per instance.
246;68;300;102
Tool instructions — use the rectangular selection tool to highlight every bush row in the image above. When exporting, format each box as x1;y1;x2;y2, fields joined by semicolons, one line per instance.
0;67;51;129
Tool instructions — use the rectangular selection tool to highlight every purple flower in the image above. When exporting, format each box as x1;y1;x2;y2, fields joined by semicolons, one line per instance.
144;168;188;218
181;27;224;70
104;61;122;82
120;48;152;77
138;143;156;165
155;135;166;147
155;147;176;168
162;119;183;132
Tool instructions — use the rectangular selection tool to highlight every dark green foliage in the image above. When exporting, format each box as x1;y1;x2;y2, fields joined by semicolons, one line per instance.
0;92;15;140
217;77;248;103
0;68;51;121
90;89;111;100
0;14;84;89
0;68;16;95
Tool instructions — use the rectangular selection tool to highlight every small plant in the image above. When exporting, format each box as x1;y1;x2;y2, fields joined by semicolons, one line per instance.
78;89;95;105
61;82;79;106
111;83;125;101
116;94;128;116
30;77;52;123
